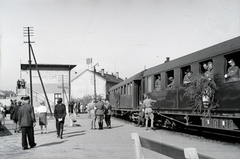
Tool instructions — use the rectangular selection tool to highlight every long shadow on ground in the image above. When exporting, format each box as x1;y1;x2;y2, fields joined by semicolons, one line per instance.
37;141;66;148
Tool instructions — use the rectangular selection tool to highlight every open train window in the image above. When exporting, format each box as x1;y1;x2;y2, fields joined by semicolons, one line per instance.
181;65;192;86
166;70;174;89
224;52;240;82
147;76;153;92
127;83;131;95
124;85;126;94
199;59;213;78
154;73;161;91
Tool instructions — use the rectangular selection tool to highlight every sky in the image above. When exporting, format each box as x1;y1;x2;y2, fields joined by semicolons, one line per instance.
1;0;240;91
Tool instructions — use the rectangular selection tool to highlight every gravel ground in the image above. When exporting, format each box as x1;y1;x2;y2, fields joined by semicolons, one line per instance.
1;113;240;159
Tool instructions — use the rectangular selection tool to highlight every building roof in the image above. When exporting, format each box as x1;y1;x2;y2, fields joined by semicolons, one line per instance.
21;64;77;71
72;69;123;84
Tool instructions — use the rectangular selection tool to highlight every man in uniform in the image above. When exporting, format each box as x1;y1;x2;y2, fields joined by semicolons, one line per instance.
224;59;239;82
142;94;157;130
95;97;105;130
18;96;37;150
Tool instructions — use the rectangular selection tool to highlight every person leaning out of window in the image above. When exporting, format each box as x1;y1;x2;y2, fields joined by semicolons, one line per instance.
224;59;240;82
183;70;193;86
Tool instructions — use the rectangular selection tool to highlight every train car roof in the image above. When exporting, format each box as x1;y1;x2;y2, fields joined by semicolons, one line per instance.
143;36;240;77
109;70;144;91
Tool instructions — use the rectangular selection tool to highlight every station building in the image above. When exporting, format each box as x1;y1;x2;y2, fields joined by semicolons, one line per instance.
71;69;123;100
20;64;76;112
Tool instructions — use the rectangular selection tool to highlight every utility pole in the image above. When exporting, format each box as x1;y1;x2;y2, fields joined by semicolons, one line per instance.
30;44;52;115
23;27;34;106
92;63;99;102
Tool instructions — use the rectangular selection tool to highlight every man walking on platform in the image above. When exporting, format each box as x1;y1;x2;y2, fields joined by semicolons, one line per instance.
18;96;37;150
95;97;105;130
54;98;66;139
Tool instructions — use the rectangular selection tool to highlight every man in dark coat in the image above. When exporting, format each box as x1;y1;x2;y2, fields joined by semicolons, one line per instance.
54;98;66;139
104;99;112;128
18;96;37;150
95;97;105;130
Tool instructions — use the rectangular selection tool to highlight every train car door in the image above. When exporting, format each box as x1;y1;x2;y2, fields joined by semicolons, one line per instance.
133;80;141;109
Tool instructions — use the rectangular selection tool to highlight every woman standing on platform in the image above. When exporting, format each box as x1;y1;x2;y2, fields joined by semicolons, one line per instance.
37;102;48;134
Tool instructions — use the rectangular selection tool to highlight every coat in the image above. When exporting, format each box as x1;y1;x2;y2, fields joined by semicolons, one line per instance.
18;103;36;127
95;101;105;116
54;103;66;120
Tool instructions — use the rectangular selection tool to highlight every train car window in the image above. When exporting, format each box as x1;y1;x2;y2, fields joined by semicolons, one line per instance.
147;76;153;92
127;84;130;95
181;66;192;86
130;83;132;95
154;74;161;91
224;52;240;82
199;60;213;76
166;70;174;89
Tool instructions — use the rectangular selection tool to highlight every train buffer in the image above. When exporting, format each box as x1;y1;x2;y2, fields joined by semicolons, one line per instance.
131;133;214;159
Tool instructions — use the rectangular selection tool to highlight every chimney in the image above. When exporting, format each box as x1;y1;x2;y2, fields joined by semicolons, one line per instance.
101;69;104;76
116;72;119;79
165;57;170;63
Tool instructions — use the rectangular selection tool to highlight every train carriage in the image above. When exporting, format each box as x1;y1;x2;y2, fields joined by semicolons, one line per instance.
109;71;144;118
109;36;240;136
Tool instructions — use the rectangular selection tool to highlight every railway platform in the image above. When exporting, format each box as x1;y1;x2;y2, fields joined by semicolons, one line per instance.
0;113;236;159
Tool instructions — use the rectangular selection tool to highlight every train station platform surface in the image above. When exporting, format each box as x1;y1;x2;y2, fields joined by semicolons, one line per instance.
0;113;164;159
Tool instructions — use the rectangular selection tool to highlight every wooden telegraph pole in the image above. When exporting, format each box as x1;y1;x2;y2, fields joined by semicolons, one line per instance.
92;63;99;102
23;27;34;105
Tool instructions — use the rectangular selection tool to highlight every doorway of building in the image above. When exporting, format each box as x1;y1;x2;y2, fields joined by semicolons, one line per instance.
54;93;62;105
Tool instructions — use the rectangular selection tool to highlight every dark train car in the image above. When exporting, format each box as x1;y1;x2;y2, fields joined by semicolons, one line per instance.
143;36;240;134
110;36;240;136
109;71;144;117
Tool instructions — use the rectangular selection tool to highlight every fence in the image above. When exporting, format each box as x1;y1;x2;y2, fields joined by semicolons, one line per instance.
131;133;214;159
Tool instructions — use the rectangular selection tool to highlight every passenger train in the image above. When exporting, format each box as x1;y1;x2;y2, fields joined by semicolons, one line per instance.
109;36;240;136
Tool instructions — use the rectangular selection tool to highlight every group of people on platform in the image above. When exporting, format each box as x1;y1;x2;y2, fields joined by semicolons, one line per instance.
68;101;86;115
2;94;113;150
0;103;6;131
86;97;113;130
154;59;240;91
17;79;26;89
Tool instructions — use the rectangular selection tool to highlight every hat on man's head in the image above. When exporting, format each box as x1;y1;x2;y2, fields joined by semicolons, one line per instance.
228;59;234;64
21;96;30;101
57;98;62;103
